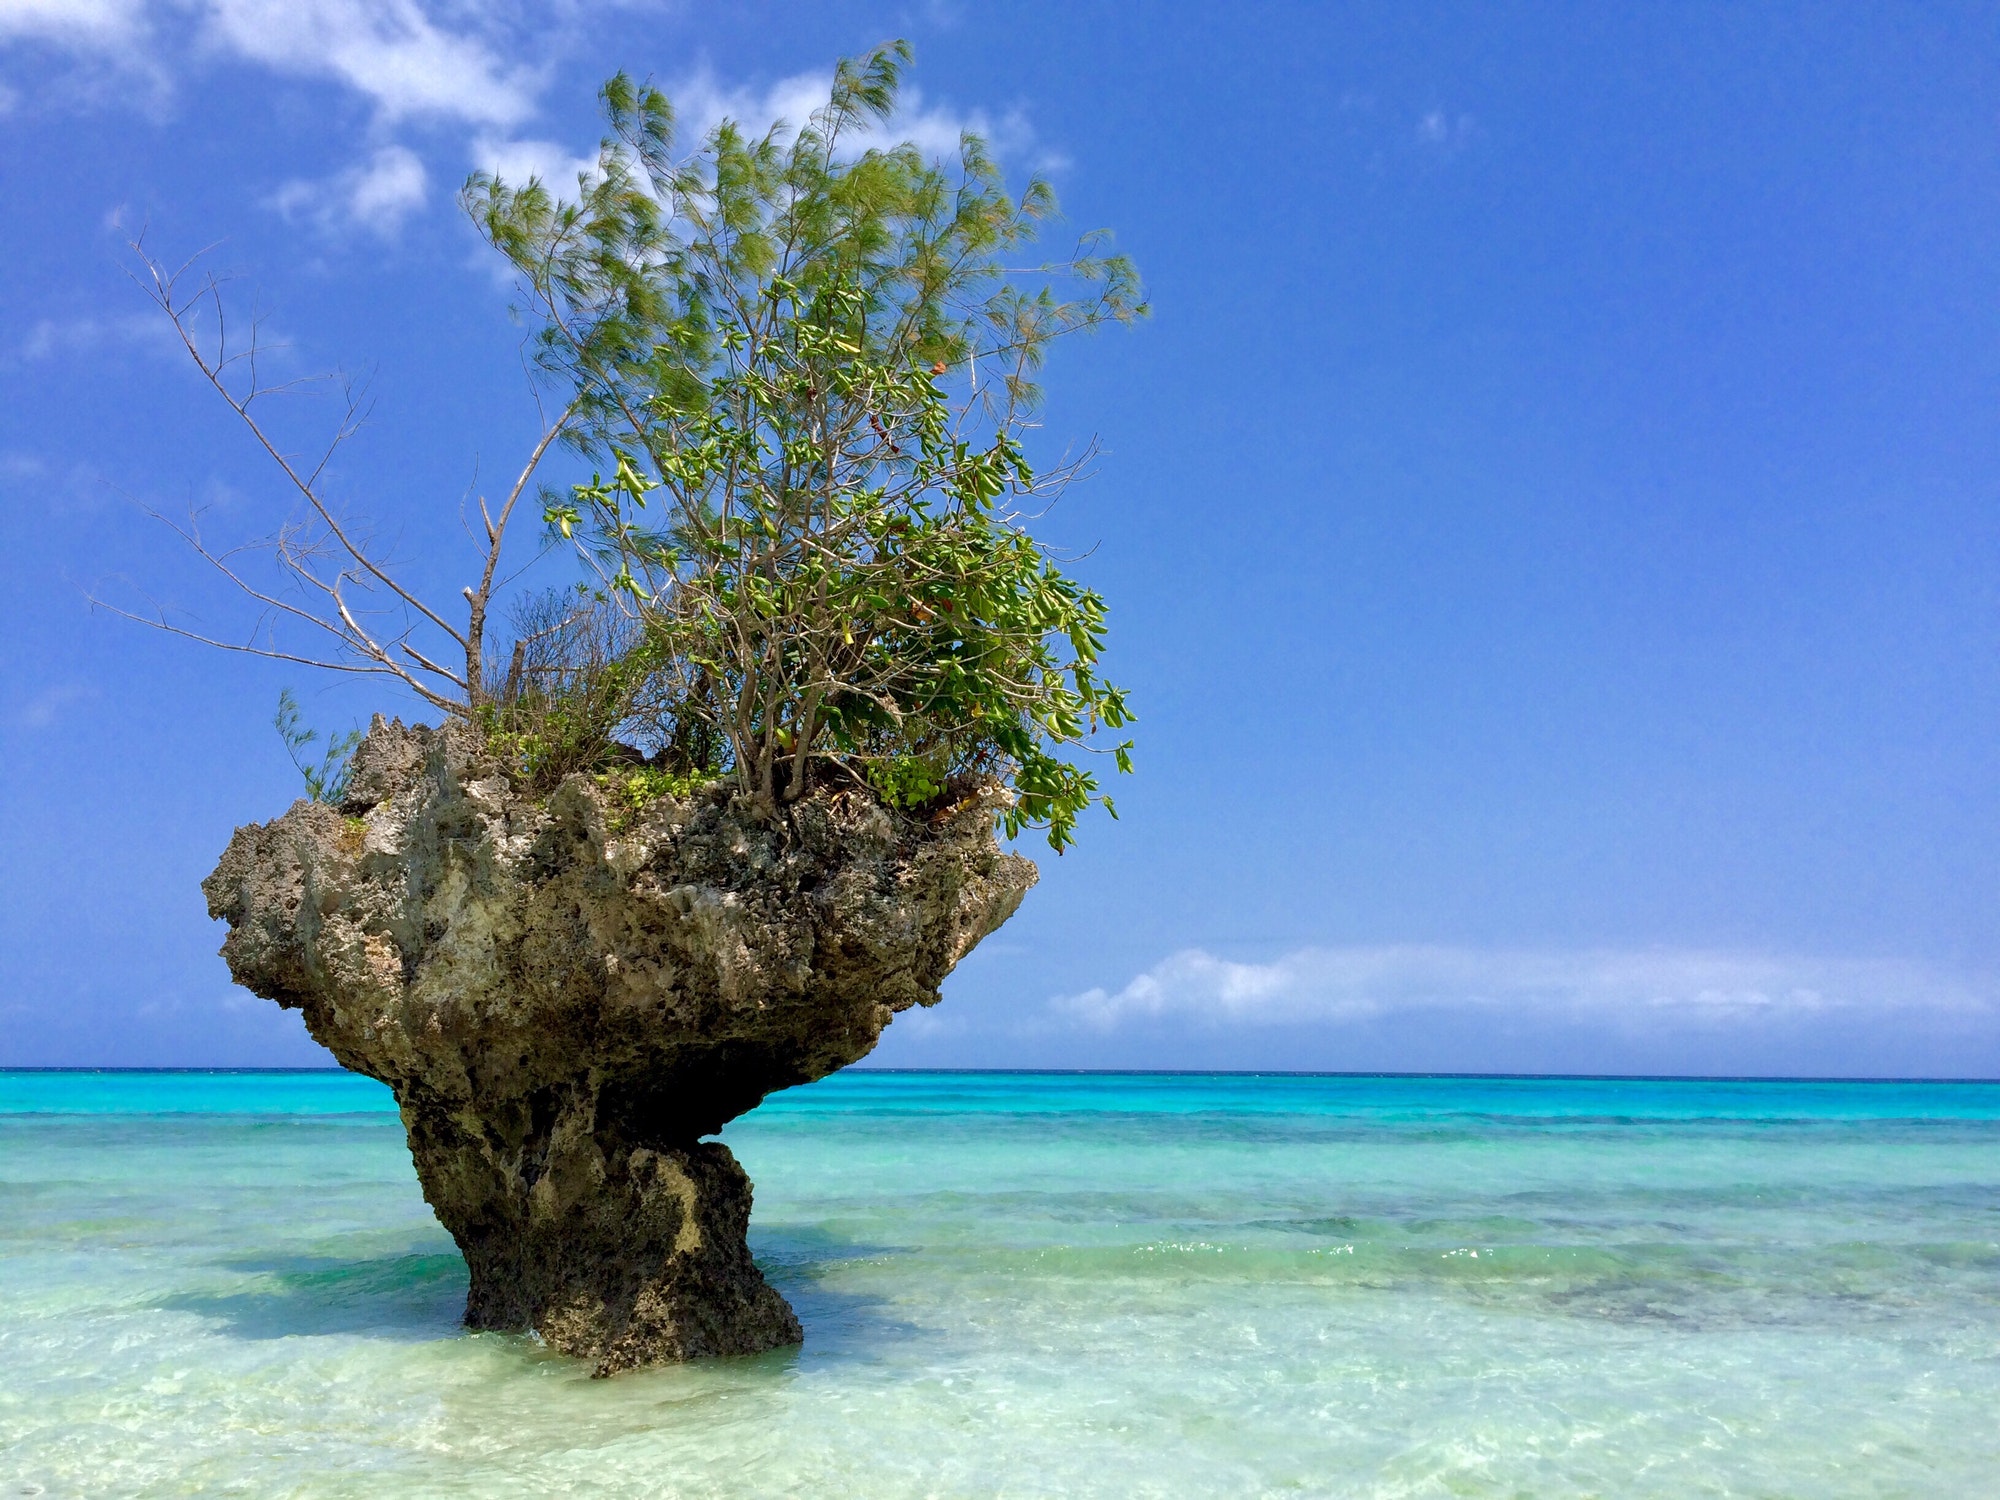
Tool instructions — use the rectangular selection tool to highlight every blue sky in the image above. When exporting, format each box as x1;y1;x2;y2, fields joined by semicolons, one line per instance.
2;2;1997;1074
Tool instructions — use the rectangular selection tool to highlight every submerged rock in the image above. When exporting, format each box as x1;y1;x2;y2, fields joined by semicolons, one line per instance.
204;719;1034;1374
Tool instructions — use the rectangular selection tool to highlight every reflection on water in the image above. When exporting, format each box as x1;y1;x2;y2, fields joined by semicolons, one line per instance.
2;1072;1998;1496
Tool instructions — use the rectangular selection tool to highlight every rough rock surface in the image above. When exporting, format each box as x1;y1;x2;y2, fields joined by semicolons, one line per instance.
204;718;1035;1374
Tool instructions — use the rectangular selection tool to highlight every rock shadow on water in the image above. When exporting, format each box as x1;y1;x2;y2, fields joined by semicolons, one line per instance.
156;1249;469;1342
154;1226;919;1368
747;1224;924;1363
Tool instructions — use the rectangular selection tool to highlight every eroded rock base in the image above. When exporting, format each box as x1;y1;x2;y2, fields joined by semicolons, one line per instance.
406;1094;801;1374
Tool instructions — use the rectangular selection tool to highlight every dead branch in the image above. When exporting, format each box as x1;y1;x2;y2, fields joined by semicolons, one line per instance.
102;238;577;717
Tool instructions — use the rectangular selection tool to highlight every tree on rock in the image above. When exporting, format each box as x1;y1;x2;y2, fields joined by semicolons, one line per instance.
128;44;1146;1375
469;43;1143;848
114;43;1141;853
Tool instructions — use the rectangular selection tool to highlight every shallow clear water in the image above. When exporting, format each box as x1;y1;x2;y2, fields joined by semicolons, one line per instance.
3;1071;1998;1497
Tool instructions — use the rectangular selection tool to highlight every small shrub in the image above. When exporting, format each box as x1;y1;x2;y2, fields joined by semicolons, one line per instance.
866;753;951;812
596;764;717;829
274;689;361;804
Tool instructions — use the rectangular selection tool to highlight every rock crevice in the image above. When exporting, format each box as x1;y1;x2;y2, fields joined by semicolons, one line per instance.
204;718;1034;1373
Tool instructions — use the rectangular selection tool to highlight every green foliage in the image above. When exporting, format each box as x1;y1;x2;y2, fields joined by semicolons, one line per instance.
465;43;1142;850
273;688;362;804
481;695;630;792
866;751;950;812
597;763;717;822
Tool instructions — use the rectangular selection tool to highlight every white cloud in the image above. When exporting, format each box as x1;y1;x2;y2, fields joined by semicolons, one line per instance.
0;2;535;127
344;141;426;226
199;0;536;128
14;683;100;730
1052;946;1991;1034
272;141;427;237
0;0;163;102
2;12;1056;239
0;0;147;46
0;7;1043;158
1415;109;1476;154
472;133;598;193
15;310;176;362
669;67;828;149
0;446;126;515
466;66;1053;220
669;65;1040;166
894;85;1038;164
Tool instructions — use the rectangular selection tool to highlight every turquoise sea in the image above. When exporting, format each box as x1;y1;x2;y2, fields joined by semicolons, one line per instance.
3;1071;1999;1496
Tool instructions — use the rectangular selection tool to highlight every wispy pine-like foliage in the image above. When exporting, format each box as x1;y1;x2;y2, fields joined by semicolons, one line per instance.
465;43;1145;849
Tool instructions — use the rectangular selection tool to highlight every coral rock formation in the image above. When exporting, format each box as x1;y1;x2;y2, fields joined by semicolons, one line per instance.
204;719;1034;1374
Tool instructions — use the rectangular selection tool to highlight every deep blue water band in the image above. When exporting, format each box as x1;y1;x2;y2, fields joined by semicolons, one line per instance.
7;1068;2000;1120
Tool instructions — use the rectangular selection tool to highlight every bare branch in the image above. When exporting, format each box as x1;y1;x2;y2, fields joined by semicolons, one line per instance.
129;240;468;654
90;597;458;711
115;237;590;723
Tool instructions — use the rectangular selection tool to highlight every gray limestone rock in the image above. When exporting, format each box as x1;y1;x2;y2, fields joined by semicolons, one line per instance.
203;717;1034;1374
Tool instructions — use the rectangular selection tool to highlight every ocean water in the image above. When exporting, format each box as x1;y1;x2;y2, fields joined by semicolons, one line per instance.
3;1072;1999;1497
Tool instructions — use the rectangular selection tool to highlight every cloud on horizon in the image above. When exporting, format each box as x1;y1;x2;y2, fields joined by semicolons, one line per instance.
871;943;2000;1077
1050;945;1991;1034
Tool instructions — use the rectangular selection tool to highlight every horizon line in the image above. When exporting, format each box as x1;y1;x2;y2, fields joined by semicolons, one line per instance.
3;1066;1999;1084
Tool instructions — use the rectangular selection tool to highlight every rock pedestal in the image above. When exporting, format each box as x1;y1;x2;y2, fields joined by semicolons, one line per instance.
203;720;1033;1374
